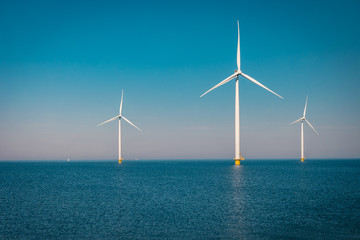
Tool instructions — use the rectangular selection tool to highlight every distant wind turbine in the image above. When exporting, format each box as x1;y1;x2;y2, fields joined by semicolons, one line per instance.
97;90;142;163
200;20;283;165
289;96;319;162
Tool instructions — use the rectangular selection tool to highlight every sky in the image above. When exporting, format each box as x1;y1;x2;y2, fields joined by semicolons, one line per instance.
0;0;359;160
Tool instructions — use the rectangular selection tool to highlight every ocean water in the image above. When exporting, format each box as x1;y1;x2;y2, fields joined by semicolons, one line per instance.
0;160;359;240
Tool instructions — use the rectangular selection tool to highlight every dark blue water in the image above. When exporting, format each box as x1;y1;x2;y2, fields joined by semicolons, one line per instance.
0;160;359;239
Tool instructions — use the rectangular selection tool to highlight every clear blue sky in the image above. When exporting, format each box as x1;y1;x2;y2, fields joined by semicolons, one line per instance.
0;0;359;160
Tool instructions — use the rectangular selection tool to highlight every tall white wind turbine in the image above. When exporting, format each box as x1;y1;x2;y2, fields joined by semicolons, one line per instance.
200;20;283;165
289;96;319;162
97;90;142;163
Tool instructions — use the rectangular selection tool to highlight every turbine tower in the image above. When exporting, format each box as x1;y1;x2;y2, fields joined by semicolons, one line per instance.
98;90;142;163
289;96;319;161
201;21;283;165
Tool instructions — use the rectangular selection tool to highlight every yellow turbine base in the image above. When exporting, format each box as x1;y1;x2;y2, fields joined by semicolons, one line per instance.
301;158;305;162
118;158;123;163
234;155;244;165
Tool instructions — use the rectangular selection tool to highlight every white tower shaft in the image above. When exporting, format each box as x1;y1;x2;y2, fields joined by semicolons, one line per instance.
301;120;304;161
234;76;242;165
119;118;123;163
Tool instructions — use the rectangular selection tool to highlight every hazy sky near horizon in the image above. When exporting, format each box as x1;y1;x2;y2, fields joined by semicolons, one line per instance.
0;0;359;160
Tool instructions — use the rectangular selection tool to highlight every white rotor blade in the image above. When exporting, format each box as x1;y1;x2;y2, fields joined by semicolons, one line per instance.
303;96;308;118
122;116;142;132
289;118;301;125
120;90;124;115
240;72;283;99
97;115;120;127
237;20;240;72
305;119;319;135
200;72;238;98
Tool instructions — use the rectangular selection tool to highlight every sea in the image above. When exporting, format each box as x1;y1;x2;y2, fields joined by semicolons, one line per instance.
0;160;359;240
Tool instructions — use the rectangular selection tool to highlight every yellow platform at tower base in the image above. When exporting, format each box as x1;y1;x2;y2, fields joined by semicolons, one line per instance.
301;158;305;162
118;158;124;163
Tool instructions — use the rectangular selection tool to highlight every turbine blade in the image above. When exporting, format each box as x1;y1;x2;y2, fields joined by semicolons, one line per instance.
120;90;124;115
303;96;308;118
200;72;237;98
289;118;301;125
305;119;319;135
240;72;283;99
237;20;240;72
97;115;120;127
122;116;142;132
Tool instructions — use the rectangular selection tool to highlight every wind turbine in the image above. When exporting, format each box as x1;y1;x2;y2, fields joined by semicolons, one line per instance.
200;20;283;165
97;90;142;163
289;96;319;162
